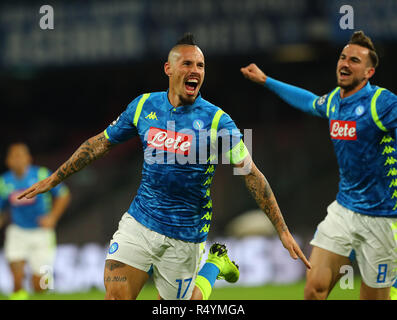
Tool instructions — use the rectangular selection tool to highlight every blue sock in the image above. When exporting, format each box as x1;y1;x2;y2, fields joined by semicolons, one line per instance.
195;262;220;300
197;262;220;287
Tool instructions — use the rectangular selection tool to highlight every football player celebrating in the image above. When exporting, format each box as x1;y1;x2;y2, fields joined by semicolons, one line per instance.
241;30;397;300
18;33;310;300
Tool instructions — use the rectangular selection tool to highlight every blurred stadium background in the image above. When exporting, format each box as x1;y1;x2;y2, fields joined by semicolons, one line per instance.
0;0;396;299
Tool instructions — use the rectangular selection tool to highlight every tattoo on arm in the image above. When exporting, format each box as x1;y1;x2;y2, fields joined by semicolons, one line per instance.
244;164;288;234
56;132;113;182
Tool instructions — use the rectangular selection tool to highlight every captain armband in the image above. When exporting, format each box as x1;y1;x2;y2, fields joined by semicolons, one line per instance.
225;140;249;165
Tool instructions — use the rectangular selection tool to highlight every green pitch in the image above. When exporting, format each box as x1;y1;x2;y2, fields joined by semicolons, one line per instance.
0;278;361;300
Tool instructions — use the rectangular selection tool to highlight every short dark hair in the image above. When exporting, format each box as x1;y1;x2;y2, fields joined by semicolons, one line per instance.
6;142;31;156
176;32;197;46
348;30;379;68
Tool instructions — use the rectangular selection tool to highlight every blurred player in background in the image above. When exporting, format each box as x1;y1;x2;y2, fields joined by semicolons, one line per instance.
241;30;397;300
18;33;310;300
0;143;70;299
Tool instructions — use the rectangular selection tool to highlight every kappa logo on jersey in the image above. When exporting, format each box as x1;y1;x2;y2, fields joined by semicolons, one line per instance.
147;127;193;155
330;120;357;140
145;112;158;120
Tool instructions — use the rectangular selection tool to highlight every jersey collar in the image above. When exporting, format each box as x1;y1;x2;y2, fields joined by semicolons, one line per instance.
339;81;372;103
11;165;31;181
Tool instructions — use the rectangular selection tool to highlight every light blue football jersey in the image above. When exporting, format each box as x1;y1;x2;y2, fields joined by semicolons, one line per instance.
312;81;397;217
264;77;397;217
104;91;248;242
0;165;69;228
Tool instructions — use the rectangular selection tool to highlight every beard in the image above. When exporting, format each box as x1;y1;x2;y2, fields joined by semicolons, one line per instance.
336;74;366;94
179;94;196;106
178;89;200;106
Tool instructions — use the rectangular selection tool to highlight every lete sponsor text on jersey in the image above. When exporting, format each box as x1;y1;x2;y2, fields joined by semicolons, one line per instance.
147;127;193;155
330;120;357;140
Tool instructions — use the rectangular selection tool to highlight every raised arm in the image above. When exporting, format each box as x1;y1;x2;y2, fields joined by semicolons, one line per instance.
240;63;321;117
234;154;311;269
18;131;113;200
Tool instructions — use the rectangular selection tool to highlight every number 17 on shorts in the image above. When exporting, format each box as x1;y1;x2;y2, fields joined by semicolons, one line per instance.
175;277;193;299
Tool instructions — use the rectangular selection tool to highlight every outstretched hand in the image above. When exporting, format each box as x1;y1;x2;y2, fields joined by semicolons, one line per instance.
17;176;56;200
279;230;312;270
240;63;268;85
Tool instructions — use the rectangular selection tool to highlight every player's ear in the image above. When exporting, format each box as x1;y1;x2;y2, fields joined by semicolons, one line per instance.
366;66;375;80
164;62;172;77
27;153;33;165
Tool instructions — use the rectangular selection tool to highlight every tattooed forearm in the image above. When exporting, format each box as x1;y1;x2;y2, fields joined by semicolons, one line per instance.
55;132;113;183
244;164;288;234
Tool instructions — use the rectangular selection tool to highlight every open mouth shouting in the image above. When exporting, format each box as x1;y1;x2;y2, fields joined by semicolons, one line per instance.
339;68;352;79
184;77;200;95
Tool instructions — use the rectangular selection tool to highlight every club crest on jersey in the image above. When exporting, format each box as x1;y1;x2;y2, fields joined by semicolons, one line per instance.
193;119;204;130
330;120;357;140
147;127;193;155
355;105;365;116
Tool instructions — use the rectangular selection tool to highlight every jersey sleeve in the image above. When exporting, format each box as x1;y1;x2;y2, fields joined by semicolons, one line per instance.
372;89;397;132
311;87;341;119
0;176;9;211
264;77;323;118
217;112;248;164
104;95;142;144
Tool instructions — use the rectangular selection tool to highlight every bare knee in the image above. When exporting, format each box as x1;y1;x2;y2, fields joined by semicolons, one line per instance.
304;246;351;300
104;273;137;300
105;283;135;300
304;278;331;300
304;268;334;300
